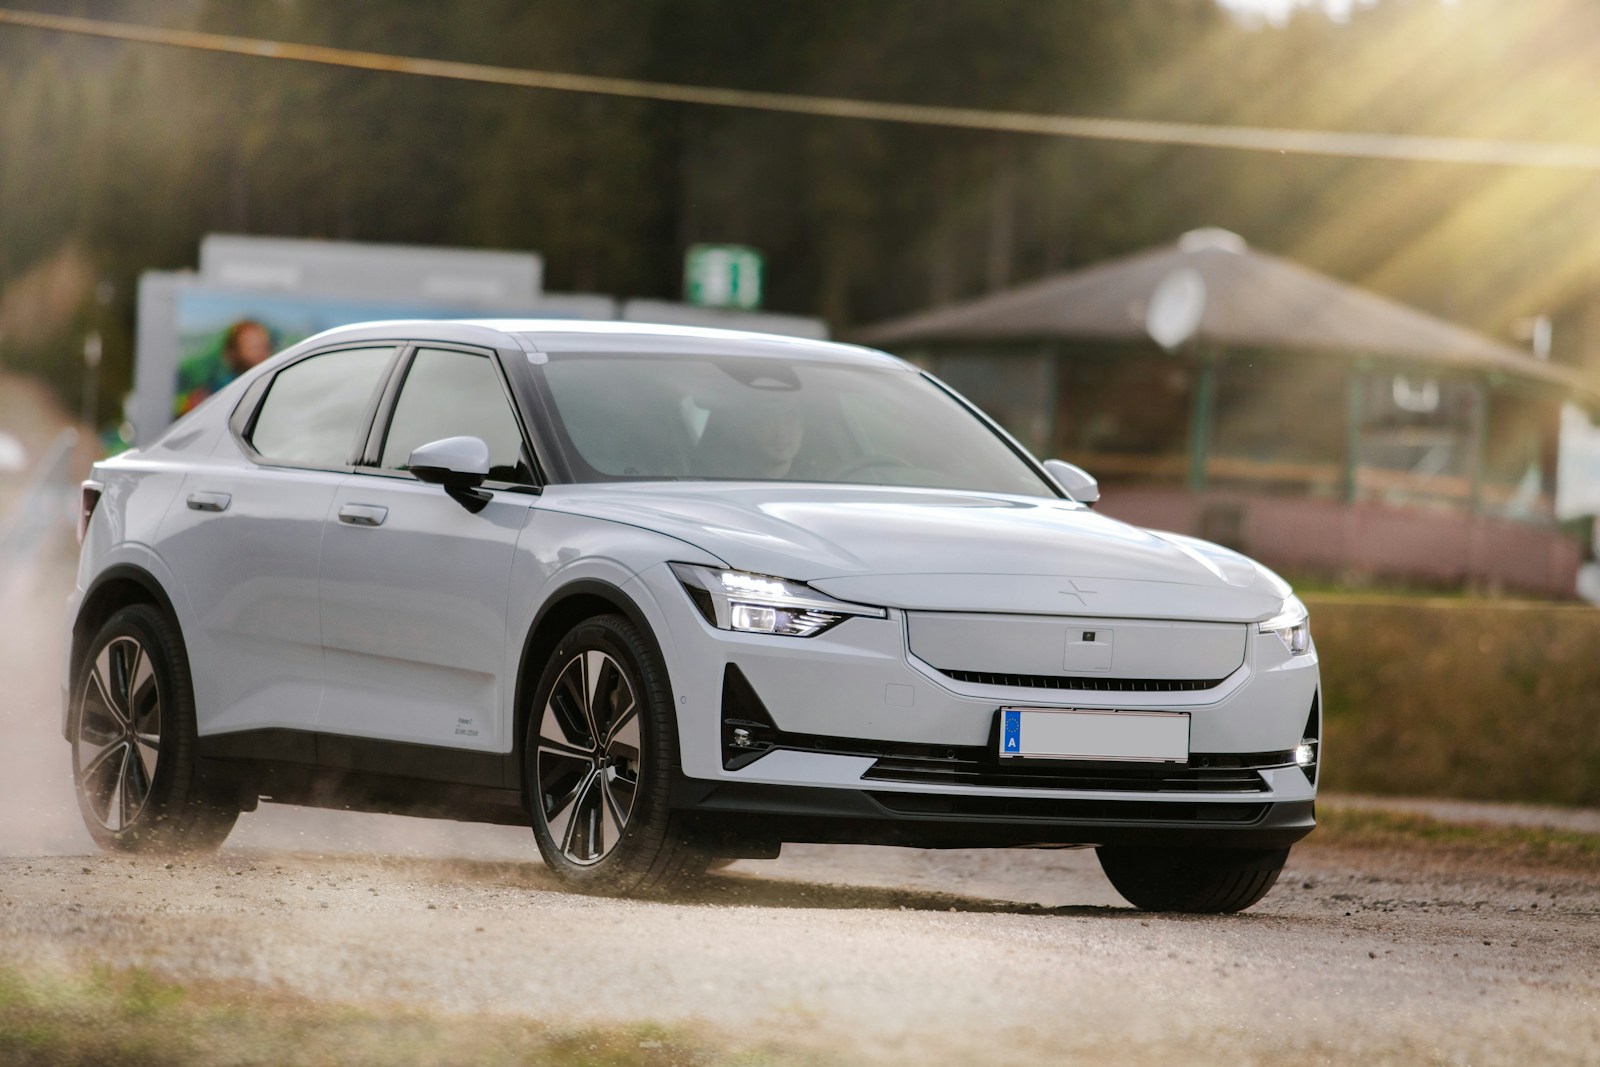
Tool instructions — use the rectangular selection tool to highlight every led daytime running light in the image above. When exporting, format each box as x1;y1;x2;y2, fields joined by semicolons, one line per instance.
1259;595;1311;655
670;563;885;638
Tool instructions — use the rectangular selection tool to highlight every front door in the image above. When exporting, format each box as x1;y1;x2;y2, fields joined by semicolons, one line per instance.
317;345;539;753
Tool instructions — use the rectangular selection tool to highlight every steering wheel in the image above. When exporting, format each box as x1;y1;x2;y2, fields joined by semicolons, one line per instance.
830;454;904;481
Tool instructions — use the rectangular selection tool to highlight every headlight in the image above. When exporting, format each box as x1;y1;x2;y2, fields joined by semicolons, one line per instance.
1259;595;1311;655
670;563;886;638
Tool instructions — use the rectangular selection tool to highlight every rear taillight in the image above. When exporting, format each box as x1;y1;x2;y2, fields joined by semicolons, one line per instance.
78;481;103;544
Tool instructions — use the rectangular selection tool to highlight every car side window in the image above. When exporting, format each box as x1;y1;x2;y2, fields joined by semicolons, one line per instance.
248;347;396;468
379;348;533;484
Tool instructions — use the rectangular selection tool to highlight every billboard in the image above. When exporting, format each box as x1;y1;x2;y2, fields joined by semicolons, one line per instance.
1557;402;1600;521
131;234;825;445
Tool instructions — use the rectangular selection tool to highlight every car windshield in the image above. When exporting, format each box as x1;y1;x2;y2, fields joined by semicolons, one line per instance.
537;352;1057;497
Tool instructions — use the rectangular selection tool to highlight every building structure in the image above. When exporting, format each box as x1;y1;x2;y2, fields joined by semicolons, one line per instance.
130;235;825;445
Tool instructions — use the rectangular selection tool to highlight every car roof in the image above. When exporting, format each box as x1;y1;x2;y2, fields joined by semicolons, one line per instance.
283;318;909;369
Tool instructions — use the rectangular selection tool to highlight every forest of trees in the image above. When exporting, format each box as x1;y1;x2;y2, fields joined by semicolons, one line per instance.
4;0;1600;421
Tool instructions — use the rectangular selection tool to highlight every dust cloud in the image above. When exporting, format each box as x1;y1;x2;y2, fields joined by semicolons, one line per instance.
1;546;94;857
0;535;537;866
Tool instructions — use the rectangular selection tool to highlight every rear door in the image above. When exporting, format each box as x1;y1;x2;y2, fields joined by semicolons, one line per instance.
160;344;399;737
317;343;540;752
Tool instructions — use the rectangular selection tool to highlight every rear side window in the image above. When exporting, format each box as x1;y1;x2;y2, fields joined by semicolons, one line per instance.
249;347;395;468
379;348;533;484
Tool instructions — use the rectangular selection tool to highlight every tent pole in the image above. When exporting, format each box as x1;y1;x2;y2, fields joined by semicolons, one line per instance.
1043;341;1062;458
1470;380;1488;515
1344;363;1365;504
1187;348;1217;492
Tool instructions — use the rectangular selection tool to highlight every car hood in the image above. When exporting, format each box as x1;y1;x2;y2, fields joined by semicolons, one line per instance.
538;482;1289;623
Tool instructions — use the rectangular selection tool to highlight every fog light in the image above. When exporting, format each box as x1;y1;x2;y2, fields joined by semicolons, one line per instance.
1294;740;1316;767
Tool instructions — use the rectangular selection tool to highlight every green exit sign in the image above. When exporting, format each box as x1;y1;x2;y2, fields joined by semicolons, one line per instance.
685;244;764;310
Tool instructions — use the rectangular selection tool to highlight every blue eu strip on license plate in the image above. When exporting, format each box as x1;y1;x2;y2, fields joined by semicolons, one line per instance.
1002;709;1022;754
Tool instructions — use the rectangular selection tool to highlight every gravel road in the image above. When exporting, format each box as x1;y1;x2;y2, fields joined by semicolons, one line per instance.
3;829;1599;1065
5;550;1599;1065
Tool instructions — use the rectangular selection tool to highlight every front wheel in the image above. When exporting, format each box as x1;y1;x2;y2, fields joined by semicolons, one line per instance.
1096;845;1289;913
526;614;708;894
70;604;238;853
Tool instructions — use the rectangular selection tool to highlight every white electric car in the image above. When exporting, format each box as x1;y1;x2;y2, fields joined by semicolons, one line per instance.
66;320;1319;912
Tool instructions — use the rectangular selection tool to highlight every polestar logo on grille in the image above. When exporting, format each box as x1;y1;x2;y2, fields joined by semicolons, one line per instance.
1058;579;1099;606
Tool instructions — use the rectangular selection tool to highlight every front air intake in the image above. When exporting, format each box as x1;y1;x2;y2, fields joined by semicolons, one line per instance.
1300;691;1321;786
720;664;779;770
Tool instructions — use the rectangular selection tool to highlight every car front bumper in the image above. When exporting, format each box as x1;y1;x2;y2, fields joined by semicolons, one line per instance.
628;562;1321;848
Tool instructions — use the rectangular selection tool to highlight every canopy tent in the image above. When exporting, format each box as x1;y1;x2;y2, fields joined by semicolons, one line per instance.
857;228;1592;398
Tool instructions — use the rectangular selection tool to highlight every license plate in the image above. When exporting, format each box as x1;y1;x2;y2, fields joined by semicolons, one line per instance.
999;707;1189;763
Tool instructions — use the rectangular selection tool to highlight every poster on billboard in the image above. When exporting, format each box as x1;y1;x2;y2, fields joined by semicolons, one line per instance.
171;288;513;416
130;277;616;444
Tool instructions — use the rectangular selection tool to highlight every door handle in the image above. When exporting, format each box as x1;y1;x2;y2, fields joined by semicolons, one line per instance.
338;503;388;527
186;491;231;513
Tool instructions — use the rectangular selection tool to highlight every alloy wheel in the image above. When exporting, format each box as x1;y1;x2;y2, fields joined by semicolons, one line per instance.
76;635;162;832
535;649;642;865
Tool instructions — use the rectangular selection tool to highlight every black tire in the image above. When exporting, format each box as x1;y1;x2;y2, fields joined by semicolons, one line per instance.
1096;845;1289;913
525;614;708;894
69;604;239;853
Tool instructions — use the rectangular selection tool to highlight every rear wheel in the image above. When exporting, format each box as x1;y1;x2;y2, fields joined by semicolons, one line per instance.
1096;845;1288;913
70;604;238;853
526;614;708;894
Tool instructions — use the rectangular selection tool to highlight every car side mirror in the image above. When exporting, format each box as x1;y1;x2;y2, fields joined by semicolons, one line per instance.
1043;459;1100;506
407;436;492;512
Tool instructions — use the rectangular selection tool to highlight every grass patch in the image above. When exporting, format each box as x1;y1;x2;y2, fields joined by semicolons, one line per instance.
0;966;818;1067
1312;805;1600;872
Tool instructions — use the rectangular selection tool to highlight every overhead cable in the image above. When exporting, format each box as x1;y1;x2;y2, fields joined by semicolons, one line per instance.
5;7;1600;170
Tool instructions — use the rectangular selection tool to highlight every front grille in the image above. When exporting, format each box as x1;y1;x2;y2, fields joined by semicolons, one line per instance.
868;792;1268;823
864;755;1269;793
938;670;1226;693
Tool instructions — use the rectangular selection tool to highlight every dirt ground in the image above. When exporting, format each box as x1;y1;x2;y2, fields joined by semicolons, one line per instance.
3;826;1599;1065
4;517;1599;1065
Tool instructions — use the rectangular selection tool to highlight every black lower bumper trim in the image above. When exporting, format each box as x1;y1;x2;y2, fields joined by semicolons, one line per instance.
868;791;1266;823
673;779;1315;849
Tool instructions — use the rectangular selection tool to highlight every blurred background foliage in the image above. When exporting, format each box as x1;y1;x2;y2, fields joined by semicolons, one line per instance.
1309;595;1600;805
6;0;1600;422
